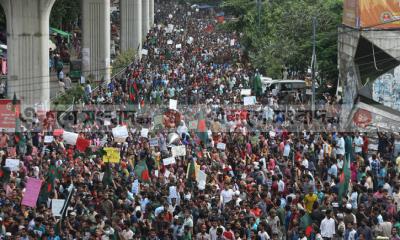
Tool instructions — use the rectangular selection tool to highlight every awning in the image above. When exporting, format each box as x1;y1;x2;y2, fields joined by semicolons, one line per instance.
50;27;72;39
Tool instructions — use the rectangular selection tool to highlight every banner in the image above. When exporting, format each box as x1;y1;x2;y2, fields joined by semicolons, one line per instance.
0;99;20;132
103;147;121;163
359;0;400;29
343;0;400;29
22;178;42;208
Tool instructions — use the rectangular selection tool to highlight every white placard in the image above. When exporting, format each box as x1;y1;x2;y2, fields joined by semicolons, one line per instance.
230;39;235;46
169;186;178;199
155;170;159;177
187;36;194;45
243;96;256;106
164;170;171;178
44;136;54;143
217;143;226;150
141;49;148;55
169;99;178;111
167;40;173;45
196;170;207;190
141;128;149;138
171;145;186;157
104;119;111;126
176;44;182;49
112;126;129;140
241;89;251;96
5;159;20;171
62;131;78;145
163;157;176;166
169;14;173;19
187;11;191;16
51;199;65;217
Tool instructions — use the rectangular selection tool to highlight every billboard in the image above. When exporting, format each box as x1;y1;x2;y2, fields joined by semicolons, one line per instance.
0;99;20;132
343;0;400;29
360;0;400;29
343;0;359;28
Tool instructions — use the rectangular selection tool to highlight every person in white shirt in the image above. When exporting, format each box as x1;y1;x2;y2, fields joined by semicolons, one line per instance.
278;174;285;193
320;209;335;239
220;185;234;206
336;134;345;156
354;132;363;154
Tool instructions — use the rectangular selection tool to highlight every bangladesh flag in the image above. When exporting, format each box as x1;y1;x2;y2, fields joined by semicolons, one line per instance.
47;164;62;192
197;113;208;145
134;160;150;182
129;81;138;104
338;157;350;207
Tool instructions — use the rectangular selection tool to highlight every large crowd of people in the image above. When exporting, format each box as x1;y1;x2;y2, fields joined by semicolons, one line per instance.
0;1;400;240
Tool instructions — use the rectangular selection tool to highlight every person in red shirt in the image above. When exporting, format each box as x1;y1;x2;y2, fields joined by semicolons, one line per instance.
222;223;235;240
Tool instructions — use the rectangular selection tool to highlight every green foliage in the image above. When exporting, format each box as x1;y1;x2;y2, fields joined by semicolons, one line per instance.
223;0;343;82
51;85;84;109
112;49;136;76
50;0;81;31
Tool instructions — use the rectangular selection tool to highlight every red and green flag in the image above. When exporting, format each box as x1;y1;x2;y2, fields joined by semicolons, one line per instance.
134;160;150;182
197;114;208;145
338;158;350;206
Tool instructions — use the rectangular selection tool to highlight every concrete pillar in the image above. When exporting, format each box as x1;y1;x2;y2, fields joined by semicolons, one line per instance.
149;0;155;26
142;0;150;39
0;0;55;109
120;0;142;52
82;0;111;83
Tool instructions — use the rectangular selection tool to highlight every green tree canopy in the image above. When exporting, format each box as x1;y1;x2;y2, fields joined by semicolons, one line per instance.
222;0;343;82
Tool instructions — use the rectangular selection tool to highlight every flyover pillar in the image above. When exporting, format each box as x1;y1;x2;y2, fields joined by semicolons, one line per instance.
142;0;150;39
0;0;55;109
120;0;142;52
82;0;111;83
149;0;155;26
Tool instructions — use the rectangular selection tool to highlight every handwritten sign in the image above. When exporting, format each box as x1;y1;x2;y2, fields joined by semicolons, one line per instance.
51;199;65;217
112;125;128;142
21;178;42;208
243;96;256;106
5;159;20;171
171;145;186;157
241;89;251;96
44;136;54;143
141;49;148;55
103;147;120;163
149;138;159;147
169;99;178;111
216;143;226;150
141;128;149;138
163;157;176;166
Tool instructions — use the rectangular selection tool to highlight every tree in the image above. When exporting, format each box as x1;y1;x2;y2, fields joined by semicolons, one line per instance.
222;0;342;82
50;0;81;31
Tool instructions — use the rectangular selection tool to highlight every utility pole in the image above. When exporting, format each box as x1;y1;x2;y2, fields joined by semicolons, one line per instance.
311;17;317;116
257;0;261;29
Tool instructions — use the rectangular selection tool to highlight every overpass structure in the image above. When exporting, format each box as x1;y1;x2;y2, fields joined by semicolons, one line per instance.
339;0;400;132
0;0;155;110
